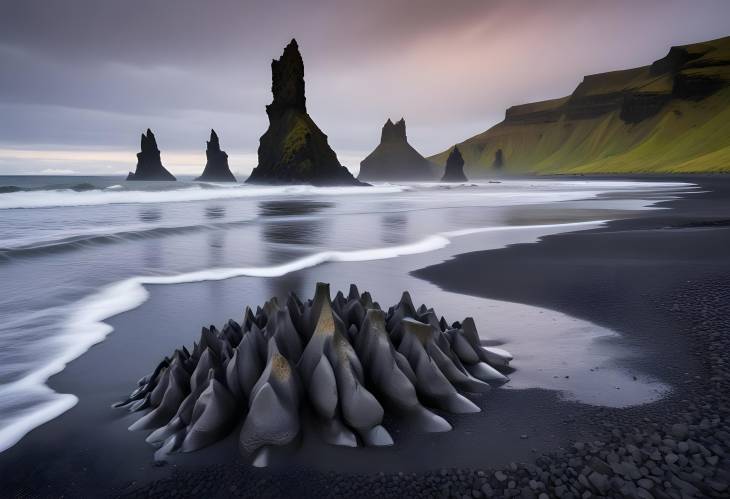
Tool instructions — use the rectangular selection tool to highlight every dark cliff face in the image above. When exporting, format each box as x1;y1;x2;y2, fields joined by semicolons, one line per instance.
246;39;363;186
502;39;729;127
358;118;436;181
195;129;236;182
441;147;467;182
127;129;176;181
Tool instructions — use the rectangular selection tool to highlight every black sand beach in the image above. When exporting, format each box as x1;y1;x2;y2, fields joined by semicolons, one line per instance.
1;176;729;498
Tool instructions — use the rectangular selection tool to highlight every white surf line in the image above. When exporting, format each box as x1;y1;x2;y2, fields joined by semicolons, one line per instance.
0;184;406;210
0;219;608;453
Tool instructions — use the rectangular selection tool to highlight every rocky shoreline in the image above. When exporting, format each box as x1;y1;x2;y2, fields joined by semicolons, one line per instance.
117;178;730;498
117;277;730;499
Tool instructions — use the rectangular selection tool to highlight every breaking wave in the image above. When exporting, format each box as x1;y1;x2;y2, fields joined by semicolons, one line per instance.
0;184;405;210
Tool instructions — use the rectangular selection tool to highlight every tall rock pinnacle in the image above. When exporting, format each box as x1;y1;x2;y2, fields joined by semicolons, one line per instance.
195;129;237;182
358;118;436;181
246;39;363;186
441;146;468;182
266;39;306;119
127;129;176;181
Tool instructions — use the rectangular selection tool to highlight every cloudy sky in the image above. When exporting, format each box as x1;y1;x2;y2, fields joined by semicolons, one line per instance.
1;0;729;176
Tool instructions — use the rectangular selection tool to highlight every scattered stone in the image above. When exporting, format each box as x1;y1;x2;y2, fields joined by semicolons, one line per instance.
670;423;689;440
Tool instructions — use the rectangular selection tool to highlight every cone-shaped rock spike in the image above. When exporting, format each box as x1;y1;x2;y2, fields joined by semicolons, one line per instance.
239;340;301;458
116;283;513;465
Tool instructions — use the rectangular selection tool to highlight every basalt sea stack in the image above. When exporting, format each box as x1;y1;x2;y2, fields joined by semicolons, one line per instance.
127;129;176;181
195;129;236;182
246;40;362;186
115;283;512;466
441;146;468;182
358;118;436;181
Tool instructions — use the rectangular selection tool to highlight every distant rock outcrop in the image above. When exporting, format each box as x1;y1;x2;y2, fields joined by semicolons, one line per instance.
492;149;504;169
441;146;467;182
127;129;176;181
246;40;363;186
195;129;236;182
358;118;436;181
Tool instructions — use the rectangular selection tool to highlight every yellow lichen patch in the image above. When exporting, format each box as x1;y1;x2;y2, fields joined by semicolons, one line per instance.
404;320;434;346
281;114;311;163
314;301;335;337
333;330;355;363
271;352;291;382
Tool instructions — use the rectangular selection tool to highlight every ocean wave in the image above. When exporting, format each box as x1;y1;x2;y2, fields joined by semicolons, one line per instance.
0;184;405;210
0;219;607;453
0;219;260;259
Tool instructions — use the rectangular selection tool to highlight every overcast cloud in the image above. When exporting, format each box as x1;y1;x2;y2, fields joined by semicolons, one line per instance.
1;0;729;175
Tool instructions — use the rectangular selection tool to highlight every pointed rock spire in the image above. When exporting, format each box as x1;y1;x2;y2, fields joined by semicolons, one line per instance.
195;129;236;182
441;146;468;182
267;38;306;119
127;128;176;181
246;40;363;186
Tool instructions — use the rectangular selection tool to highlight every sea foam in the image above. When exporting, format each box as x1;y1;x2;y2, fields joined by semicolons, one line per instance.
0;184;405;210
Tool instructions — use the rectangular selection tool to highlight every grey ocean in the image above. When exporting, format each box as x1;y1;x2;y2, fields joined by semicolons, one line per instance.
0;176;694;454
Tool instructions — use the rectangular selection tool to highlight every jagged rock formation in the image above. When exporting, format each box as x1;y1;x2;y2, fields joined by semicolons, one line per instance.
195;130;236;182
429;35;730;175
441;147;467;182
115;283;512;466
358;118;436;181
246;40;363;186
127;129;176;181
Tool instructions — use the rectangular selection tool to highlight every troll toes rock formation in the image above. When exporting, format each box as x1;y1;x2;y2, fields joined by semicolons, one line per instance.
116;282;513;465
441;146;468;182
127;129;176;181
195;129;236;182
358;118;436;181
246;39;364;186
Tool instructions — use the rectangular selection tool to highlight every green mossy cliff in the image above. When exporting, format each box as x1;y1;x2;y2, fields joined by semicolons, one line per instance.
430;35;730;175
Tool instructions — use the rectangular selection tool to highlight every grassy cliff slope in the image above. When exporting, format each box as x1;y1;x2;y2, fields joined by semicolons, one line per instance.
430;36;730;175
